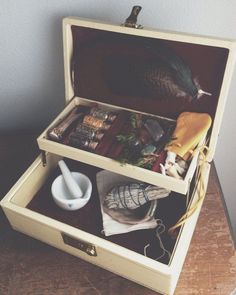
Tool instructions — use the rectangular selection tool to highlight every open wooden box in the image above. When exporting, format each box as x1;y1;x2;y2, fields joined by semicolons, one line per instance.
1;12;236;295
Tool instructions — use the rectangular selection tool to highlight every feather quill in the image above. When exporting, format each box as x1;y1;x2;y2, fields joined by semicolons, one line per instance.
104;39;210;100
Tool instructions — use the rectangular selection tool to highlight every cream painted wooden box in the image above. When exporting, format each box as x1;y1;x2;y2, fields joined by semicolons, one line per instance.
1;14;236;295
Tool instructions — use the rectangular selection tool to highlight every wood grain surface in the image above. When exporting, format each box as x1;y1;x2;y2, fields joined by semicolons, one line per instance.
0;133;235;295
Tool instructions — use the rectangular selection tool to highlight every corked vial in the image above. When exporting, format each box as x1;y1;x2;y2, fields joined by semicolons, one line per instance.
90;107;117;122
83;115;111;130
75;123;105;141
69;135;98;151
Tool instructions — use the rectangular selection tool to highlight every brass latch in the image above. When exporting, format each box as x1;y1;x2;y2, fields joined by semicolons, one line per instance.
122;6;143;29
62;233;97;257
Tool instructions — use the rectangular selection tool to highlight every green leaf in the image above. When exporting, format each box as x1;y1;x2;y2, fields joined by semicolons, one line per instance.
116;133;136;143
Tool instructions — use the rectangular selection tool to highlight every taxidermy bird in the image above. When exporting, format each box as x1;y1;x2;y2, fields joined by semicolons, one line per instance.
104;40;211;100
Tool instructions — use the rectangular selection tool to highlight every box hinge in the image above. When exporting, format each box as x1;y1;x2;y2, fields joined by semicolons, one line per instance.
41;151;47;167
122;6;143;29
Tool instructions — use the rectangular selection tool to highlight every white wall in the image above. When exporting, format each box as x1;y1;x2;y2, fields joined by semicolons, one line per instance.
1;0;236;240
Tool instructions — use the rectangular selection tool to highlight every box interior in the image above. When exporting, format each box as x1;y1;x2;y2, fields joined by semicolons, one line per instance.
71;25;229;122
24;157;196;266
47;100;177;173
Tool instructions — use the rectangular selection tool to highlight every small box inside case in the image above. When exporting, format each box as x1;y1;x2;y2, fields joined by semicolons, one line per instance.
37;20;232;195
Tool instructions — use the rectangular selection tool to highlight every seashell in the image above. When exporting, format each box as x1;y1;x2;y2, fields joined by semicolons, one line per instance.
104;183;170;210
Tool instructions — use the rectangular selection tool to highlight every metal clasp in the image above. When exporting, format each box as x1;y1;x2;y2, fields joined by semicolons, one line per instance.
62;233;97;257
122;6;143;29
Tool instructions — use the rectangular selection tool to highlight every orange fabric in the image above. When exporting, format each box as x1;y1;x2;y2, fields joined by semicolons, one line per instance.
165;112;212;160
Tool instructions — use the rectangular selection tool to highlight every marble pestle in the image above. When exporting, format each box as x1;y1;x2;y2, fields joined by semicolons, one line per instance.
58;160;83;199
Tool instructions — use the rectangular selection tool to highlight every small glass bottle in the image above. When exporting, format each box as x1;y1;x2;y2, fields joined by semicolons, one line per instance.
83;115;111;130
75;123;105;141
90;107;117;122
69;135;98;151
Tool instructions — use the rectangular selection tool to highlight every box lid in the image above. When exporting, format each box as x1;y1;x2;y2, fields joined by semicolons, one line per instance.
62;15;236;162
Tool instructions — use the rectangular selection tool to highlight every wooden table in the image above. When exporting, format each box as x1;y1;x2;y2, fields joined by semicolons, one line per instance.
0;133;235;295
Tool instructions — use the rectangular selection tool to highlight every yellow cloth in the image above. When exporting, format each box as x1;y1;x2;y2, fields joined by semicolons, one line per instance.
165;112;212;160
